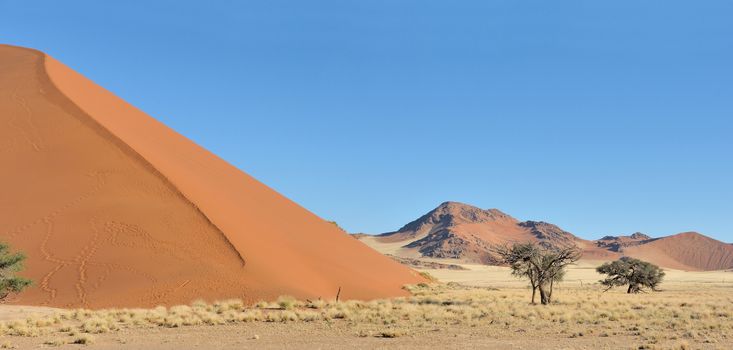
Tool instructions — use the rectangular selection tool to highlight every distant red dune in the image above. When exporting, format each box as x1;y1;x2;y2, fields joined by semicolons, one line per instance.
619;232;733;271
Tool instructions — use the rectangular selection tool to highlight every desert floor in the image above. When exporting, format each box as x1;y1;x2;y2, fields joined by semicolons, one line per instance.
1;262;731;349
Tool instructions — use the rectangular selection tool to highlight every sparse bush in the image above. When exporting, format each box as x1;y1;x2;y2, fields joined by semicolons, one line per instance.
495;242;581;304
254;300;270;308
72;334;94;344
5;321;41;337
0;242;32;301
214;299;244;312
79;316;117;334
377;328;407;338
277;295;297;310
419;271;438;283
597;257;665;293
295;310;320;322
325;308;349;320
265;311;297;322
0;280;728;348
237;310;263;322
306;298;326;309
43;339;65;346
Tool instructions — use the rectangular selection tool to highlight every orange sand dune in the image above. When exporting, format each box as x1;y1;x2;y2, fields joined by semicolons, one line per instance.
0;44;422;309
621;232;733;271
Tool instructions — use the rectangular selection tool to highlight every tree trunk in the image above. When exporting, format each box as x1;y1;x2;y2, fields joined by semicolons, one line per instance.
548;279;554;303
531;286;536;304
539;285;549;305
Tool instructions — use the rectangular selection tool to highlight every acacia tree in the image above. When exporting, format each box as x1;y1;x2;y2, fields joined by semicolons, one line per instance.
0;242;32;302
496;242;581;305
497;243;540;303
597;257;664;293
541;251;572;304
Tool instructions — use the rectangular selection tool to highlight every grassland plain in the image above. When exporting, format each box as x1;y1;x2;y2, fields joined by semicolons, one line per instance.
0;265;730;349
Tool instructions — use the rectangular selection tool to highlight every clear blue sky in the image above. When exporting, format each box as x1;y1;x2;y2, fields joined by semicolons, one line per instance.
2;1;731;242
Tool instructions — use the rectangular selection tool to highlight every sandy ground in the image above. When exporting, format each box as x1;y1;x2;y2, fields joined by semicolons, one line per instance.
3;322;644;350
421;259;733;288
0;305;57;321
1;264;730;349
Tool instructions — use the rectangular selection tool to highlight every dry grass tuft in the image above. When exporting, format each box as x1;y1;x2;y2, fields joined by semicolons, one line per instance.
72;334;94;344
42;338;65;346
377;328;408;338
418;271;438;283
0;282;730;349
276;295;298;310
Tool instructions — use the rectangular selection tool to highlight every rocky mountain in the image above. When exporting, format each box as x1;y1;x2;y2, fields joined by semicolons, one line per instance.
375;202;525;263
363;202;610;264
595;232;652;252
357;201;733;271
519;221;579;248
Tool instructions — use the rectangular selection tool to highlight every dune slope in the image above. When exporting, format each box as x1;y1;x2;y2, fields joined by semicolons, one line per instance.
621;232;733;271
0;45;422;308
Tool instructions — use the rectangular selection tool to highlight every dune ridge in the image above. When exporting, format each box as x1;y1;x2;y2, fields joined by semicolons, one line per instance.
41;54;245;266
0;44;422;308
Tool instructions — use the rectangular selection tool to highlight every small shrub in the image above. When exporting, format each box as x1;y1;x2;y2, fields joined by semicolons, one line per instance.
73;334;94;344
80;316;117;334
419;272;438;283
276;296;297;310
306;299;326;309
43;339;65;346
0;242;32;302
296;310;320;322
377;328;407;338
265;311;297;322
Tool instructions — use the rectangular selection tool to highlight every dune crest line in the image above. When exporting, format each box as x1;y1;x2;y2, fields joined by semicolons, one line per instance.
39;53;246;267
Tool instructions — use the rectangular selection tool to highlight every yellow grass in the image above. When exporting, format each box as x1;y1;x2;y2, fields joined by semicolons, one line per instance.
0;265;730;349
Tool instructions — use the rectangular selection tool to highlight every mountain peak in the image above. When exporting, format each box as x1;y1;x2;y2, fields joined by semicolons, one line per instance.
519;221;578;247
435;201;511;218
382;202;517;243
599;232;652;242
629;232;651;240
404;202;514;229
